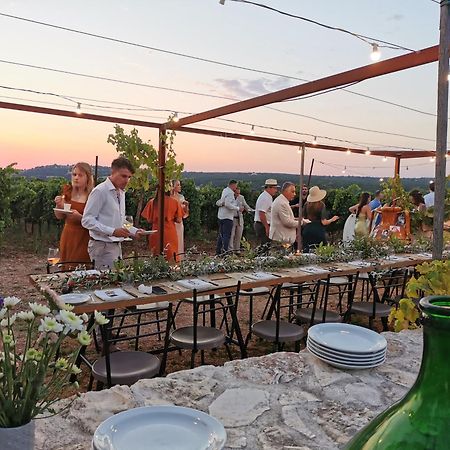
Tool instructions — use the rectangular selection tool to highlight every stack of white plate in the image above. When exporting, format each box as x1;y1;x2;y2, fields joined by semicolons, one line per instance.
307;323;387;370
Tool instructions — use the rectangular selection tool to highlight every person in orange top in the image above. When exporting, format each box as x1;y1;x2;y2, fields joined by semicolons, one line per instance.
54;162;94;268
141;189;183;262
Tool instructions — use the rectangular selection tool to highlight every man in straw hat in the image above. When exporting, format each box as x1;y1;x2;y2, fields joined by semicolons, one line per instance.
254;178;279;247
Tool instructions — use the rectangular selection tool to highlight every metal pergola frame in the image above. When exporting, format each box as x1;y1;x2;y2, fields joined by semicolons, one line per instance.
0;43;443;255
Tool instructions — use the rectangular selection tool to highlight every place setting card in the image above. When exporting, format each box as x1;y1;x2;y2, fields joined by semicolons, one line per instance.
94;288;135;302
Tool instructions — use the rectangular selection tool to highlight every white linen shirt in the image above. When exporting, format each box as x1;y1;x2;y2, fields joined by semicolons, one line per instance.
217;187;239;220
424;191;435;208
254;190;273;224
81;177;126;242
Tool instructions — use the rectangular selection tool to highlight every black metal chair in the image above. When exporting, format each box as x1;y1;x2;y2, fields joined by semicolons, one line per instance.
345;268;409;330
88;304;173;390
249;283;309;352
170;283;245;368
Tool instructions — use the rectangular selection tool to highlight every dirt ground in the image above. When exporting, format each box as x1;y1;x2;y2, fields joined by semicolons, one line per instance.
0;228;371;396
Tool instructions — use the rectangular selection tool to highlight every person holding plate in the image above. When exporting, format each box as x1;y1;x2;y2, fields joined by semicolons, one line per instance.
54;162;94;268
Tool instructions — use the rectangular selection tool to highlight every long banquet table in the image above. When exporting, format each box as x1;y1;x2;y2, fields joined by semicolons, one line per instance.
30;253;433;314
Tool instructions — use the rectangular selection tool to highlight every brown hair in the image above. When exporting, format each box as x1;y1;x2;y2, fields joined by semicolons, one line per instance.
111;157;135;174
63;162;94;199
304;201;324;221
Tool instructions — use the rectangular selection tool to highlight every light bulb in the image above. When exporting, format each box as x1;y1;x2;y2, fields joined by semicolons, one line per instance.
76;103;82;114
346;149;351;155
430;156;436;162
250;125;255;134
342;166;346;174
379;178;384;182
370;43;381;62
382;156;388;162
312;136;317;145
297;146;302;154
365;149;371;156
172;113;179;122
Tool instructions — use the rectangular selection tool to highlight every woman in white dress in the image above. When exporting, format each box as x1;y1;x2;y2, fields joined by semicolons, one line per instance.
171;180;189;259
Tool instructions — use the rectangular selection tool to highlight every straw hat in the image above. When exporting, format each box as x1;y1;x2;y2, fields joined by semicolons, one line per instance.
263;179;280;188
307;185;327;202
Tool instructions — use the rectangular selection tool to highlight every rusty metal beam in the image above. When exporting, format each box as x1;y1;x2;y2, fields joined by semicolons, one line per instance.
169;46;438;128
0;100;435;158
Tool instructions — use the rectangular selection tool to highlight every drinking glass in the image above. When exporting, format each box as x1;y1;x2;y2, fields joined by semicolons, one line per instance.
47;248;60;266
123;215;134;230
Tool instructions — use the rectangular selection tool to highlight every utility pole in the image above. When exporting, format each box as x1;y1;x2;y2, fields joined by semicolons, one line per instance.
433;0;450;259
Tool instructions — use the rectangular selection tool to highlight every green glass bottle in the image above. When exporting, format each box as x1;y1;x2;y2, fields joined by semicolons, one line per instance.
344;296;450;450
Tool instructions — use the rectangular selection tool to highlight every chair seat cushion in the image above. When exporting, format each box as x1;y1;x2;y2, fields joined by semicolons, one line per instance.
320;276;349;285
92;351;160;385
296;308;342;324
241;287;271;296
170;326;225;350
252;320;305;342
350;302;392;317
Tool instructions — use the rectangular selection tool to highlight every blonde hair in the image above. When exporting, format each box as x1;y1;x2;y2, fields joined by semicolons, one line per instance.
73;162;94;194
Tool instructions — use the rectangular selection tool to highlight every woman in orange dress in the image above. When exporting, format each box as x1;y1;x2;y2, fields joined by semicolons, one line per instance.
141;190;183;262
54;162;94;267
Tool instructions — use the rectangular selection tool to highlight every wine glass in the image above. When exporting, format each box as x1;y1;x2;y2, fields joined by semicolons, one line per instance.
123;215;134;230
47;248;60;266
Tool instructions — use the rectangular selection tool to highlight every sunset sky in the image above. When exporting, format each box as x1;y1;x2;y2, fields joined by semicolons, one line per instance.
0;0;447;179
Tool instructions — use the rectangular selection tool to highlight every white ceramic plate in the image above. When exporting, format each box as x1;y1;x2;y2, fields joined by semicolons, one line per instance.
53;208;73;214
58;293;91;305
307;344;385;370
92;405;227;450
308;323;387;354
138;230;157;235
307;339;385;364
307;337;386;359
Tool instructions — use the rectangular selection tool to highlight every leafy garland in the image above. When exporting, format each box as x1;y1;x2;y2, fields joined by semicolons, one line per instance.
50;237;435;293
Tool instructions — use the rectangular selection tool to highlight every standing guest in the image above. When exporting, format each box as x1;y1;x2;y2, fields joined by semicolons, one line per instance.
424;181;435;208
350;192;373;238
215;180;242;255
171;180;189;259
81;157;137;269
409;190;427;213
289;184;309;218
54;162;94;268
254;179;279;247
270;182;299;246
229;187;253;251
369;190;384;229
302;186;339;252
141;188;183;262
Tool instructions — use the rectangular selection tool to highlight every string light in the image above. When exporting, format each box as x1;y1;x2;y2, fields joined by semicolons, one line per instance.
172;112;179;122
75;102;82;114
346;149;351;155
370;43;381;62
342;166;346;174
382;156;388;162
297;146;302;154
379;178;384;182
365;149;371;155
250;125;255;134
430;156;436;162
312;136;317;145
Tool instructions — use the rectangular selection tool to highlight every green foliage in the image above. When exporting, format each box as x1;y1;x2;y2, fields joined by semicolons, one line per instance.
0;164;19;241
388;298;420;332
179;179;202;238
381;176;412;210
314;243;339;261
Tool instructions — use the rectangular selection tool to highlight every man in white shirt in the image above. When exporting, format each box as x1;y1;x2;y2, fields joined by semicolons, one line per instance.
269;182;299;246
424;181;435;208
229;187;253;251
215;179;242;255
81;157;137;269
254;179;279;247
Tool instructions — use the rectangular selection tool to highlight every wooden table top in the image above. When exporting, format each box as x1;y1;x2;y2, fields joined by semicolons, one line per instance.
29;253;432;314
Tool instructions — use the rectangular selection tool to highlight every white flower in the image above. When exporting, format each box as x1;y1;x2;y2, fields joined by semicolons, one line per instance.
70;365;82;375
17;311;35;322
29;302;50;316
38;317;64;334
61;303;74;311
77;330;91;346
0;314;16;328
94;310;109;326
80;313;89;323
0;308;7;319
57;310;84;332
55;357;69;371
2;333;14;346
3;297;20;309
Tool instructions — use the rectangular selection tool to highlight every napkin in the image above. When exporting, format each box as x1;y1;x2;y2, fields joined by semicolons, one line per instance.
94;288;134;302
138;284;153;294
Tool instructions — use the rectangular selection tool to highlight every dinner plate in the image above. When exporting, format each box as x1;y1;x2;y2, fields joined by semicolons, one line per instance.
58;293;91;305
307;344;385;370
307;337;386;359
92;405;227;450
53;208;73;214
307;339;386;364
308;323;387;354
138;230;157;235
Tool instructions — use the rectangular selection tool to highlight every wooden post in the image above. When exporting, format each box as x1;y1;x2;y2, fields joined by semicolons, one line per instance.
307;158;315;187
394;157;401;177
158;127;166;255
94;155;98;185
297;143;306;251
433;0;450;260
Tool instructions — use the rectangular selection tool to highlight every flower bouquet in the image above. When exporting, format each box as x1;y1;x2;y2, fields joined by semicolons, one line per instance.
0;296;108;428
